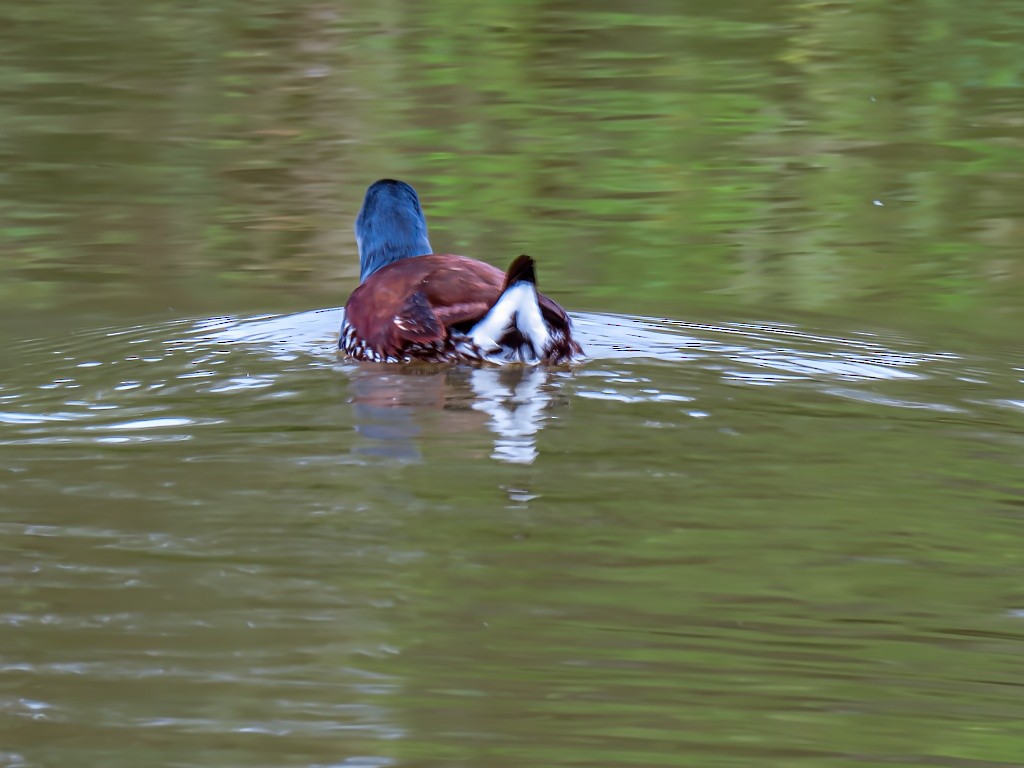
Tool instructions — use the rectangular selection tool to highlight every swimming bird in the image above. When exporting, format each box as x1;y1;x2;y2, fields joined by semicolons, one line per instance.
339;179;582;364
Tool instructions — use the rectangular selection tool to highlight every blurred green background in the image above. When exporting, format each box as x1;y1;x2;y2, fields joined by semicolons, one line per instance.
2;0;1021;336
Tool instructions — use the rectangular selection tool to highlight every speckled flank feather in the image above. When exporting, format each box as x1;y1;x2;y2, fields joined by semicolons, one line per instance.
341;319;485;364
342;313;578;365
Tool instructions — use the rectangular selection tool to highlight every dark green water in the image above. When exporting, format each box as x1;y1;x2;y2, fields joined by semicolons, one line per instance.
2;3;1024;767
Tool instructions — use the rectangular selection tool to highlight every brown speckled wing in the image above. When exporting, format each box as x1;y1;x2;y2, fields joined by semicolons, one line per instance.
344;254;504;360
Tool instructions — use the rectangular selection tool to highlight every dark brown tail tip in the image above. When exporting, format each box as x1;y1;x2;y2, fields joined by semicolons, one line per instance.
503;254;536;289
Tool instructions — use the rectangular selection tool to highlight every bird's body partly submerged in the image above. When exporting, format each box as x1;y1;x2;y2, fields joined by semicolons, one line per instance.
340;179;582;365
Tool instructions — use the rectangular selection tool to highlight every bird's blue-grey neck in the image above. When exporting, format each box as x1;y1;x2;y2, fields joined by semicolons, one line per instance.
355;179;433;281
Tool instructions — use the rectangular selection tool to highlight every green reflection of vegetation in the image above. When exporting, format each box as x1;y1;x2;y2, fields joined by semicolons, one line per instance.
0;0;1021;327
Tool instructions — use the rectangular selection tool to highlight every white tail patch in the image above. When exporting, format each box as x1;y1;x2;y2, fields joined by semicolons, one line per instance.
468;281;551;362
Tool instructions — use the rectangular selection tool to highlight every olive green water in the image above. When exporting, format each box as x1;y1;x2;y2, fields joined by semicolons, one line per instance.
2;3;1024;767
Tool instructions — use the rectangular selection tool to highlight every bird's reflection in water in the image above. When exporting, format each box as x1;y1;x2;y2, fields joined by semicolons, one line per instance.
348;364;557;464
468;367;549;464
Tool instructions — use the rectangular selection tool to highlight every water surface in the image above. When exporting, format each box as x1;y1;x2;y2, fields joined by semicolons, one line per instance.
2;2;1024;767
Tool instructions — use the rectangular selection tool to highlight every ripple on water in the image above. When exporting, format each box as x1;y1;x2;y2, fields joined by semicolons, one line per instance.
1;307;1023;768
0;308;1018;453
